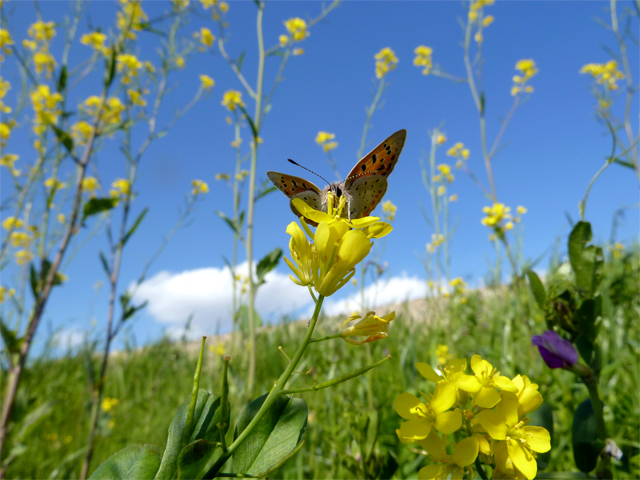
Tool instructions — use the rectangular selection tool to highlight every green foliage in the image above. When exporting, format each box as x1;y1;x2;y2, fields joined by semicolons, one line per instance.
83;198;118;222
571;400;602;474
89;444;163;480
256;247;283;286
568;222;604;299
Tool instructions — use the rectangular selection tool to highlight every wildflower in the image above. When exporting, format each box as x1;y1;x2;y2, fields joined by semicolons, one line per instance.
394;382;462;441
375;47;398;79
581;60;624;90
279;34;289;47
435;132;446;144
0;154;19;176
80;32;108;54
475;32;483;43
2;217;23;230
199;74;215;91
82;96;125;128
511;374;543;417
117;0;148;39
455;354;518;408
531;330;578;369
512;59;538;96
417;430;479;480
437;186;445;196
221;90;244;112
436;344;450;365
316;131;335;144
382;200;397;221
284;221;315;287
44;177;66;190
0;28;14;60
483;15;494;27
0;77;11;113
340;311;395;345
210;342;226;355
117;54;143;83
504;221;514;230
201;0;217;8
33;52;56;77
194;27;215;48
215;173;230;181
0;122;10;143
609;242;624;259
57;214;66;224
449;194;458;202
72;121;94;145
436;164;454;183
477;392;550;479
10;231;31;248
292;48;304;56
414;45;433;75
192;179;209;195
15;250;33;265
28;21;56;42
516;205;527;215
82;177;100;193
284;18;308;42
219;2;228;13
126;89;147;107
481;203;511;228
101;397;120;413
0;286;16;304
110;178;131;198
31;85;63;134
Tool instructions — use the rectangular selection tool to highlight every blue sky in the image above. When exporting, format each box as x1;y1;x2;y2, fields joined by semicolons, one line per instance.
1;1;638;352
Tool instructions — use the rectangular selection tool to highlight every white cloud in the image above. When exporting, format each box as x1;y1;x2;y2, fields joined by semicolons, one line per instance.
52;326;86;350
131;262;312;339
320;274;427;317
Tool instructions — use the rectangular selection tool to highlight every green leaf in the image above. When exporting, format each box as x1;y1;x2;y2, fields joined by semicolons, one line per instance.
89;444;162;479
255;182;277;203
122;208;148;246
233;394;308;476
237;51;246;72
526;269;547;310
99;251;111;276
104;45;117;88
83;197;117;222
237;305;262;334
57;66;67;91
215;211;241;237
528;403;553;468
154;389;228;480
568;222;604;298
177;440;218;480
238;105;258;140
572;399;602;473
0;318;22;355
14;402;54;444
30;263;39;300
256;248;282;286
52;125;74;154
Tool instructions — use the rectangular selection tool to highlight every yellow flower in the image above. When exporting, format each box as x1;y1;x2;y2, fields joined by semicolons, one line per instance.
315;131;335;145
0;28;14;60
474;32;483;43
82;177;100;193
455;355;518;408
30;85;64;134
57;214;66;224
504;221;514;231
322;141;337;152
436;344;450;365
221;90;244;111
71;121;94;145
292;48;304;56
117;54;143;83
111;178;131;197
284;18;308;42
417;430;480;480
195;27;215;48
375;47;399;79
101;397;120;412
0;286;16;304
481;203;512;228
382;200;397;221
127;89;147;107
414;45;433;75
192;179;209;195
435;132;446;144
482;15;494;26
44;177;66;190
0;153;19;176
82;96;125;128
199;74;215;92
10;231;31;248
581;60;624;90
340;311;395;345
219;2;229;13
2;217;23;231
15;250;34;265
512;59;538;96
279;34;289;47
33;52;57;78
201;0;217;8
449;194;458;202
209;342;226;355
0;122;10;142
437;185;445;196
117;0;148;39
28;21;56;42
80;32;107;53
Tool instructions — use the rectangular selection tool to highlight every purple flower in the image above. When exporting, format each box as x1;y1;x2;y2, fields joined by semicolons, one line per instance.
531;330;578;369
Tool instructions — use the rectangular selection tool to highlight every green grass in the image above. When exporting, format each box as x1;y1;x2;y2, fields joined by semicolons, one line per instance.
4;248;639;479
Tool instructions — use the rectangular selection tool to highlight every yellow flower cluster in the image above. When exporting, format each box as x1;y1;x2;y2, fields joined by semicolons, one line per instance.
435;164;454;183
82;176;100;194
0;153;20;176
481;203;526;235
221;90;244;112
44;177;67;190
200;74;215;92
468;0;494;22
31;85;63;135
340;311;395;345
285;192;392;297
117;54;143;84
0;286;16;304
110;178;131;201
609;242;624;259
512;59;538;96
382;200;397;222
101;397;120;413
2;217;34;265
24;21;57;77
315;131;338;152
283;18;309;43
446;142;470;166
80;31;109;56
194;27;215;49
0;28;14;61
426;233;444;253
374;47;398;79
435;344;450;365
413;45;433;75
81;96;126;131
191;179;209;195
395;354;550;480
117;0;148;40
127;89;147;107
580;60;624;91
0;77;11;114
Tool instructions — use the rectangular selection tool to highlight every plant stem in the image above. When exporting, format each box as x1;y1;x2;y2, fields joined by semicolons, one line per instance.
183;337;207;446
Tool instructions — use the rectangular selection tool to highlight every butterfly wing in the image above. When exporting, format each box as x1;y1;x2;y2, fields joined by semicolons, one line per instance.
343;129;406;217
267;171;323;219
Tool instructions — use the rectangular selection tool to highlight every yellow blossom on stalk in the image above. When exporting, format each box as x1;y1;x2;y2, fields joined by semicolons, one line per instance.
2;217;23;230
230;138;242;148
581;60;624;90
22;40;37;51
482;15;494;27
382;200;397;221
71;121;94;145
80;32;108;54
117;0;148;39
475;32;483;43
44;177;66;190
417;430;479;480
0;77;11;113
292;48;304;56
219;2;228;13
477;392;550;479
512;59;538;96
504;221;514;231
117;54;143;83
340;311;395;345
194;27;215;48
436;345;450;365
436;164;454;183
82;177;100;193
449;194;458;202
209;342;226;355
31;85;63;134
455;354;518;408
200;0;217;9
0;29;14;60
284;18;309;42
199;74;215;91
375;47;398;79
110;178;131;198
0;286;16;304
278;35;289;48
0;154;19;176
435;132;446;144
221;90;244;111
28;21;56;42
101;397;120;412
82;96;125;128
468;0;495;22
15;250;33;265
481;202;512;227
57;214;66;224
33;52;56;78
414;45;433;75
0;122;10;143
192;179;209;195
394;382;462;441
437;185;446;196
10;231;31;248
127;89;147;107
316;131;335;145
446;142;469;160
516;205;527;215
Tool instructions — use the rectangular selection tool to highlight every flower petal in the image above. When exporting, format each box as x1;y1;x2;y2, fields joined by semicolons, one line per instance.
493;375;519;393
399;418;432;441
477;410;508;440
416;362;443;382
523;426;551;453
496;392;520;427
470;354;492;376
394;392;423;420
417;429;448;460
474;386;501;408
431;382;457;413
453;435;479;467
434;409;462;434
455;374;482;393
507;440;537;479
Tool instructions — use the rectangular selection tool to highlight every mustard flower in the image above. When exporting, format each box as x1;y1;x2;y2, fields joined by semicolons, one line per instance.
10;232;31;248
28;20;56;43
477;392;550;479
200;0;217;8
414;45;433;75
0;286;16;304
221;90;244;112
117;0;148;39
2;217;23;231
0;154;19;176
199;74;215;91
340;311;395;345
101;397;120;412
375;47;398;79
117;54;143;83
316;131;335;145
436;132;446;144
194;27;215;48
31;85;63;134
15;250;34;265
0;77;12;113
0;122;10;143
219;2;229;13
581;60;624;90
192;179;209;195
455;354;518;408
0;29;14;60
512;59;538;96
82;177;100;193
292;48;304;56
511;374;543;418
72;121;94;145
449;194;458;202
483;15;494;27
394;382;462;441
284;221;314;287
481;202;511;228
110;179;131;198
417;430;479;479
80;32;108;54
284;18;309;42
382;200;397;221
435;345;450;365
279;35;289;47
57;214;66;224
209;342;226;355
44;177;66;190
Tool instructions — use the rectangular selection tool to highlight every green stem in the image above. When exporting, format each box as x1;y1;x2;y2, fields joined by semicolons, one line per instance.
584;373;607;441
183;337;206;446
357;78;385;160
475;457;489;480
204;296;325;478
308;333;343;344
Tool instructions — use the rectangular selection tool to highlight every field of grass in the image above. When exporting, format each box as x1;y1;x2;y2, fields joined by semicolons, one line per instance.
6;247;638;479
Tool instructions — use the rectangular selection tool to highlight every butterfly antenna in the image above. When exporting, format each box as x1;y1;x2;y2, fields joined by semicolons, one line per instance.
287;159;330;186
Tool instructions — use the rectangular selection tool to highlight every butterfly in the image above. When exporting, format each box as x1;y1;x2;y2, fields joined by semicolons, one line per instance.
267;129;406;225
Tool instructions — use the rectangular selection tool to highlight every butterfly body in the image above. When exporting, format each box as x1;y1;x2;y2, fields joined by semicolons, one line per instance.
268;129;406;223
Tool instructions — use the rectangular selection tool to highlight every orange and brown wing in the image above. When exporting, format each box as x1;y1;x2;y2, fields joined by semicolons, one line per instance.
267;171;324;222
